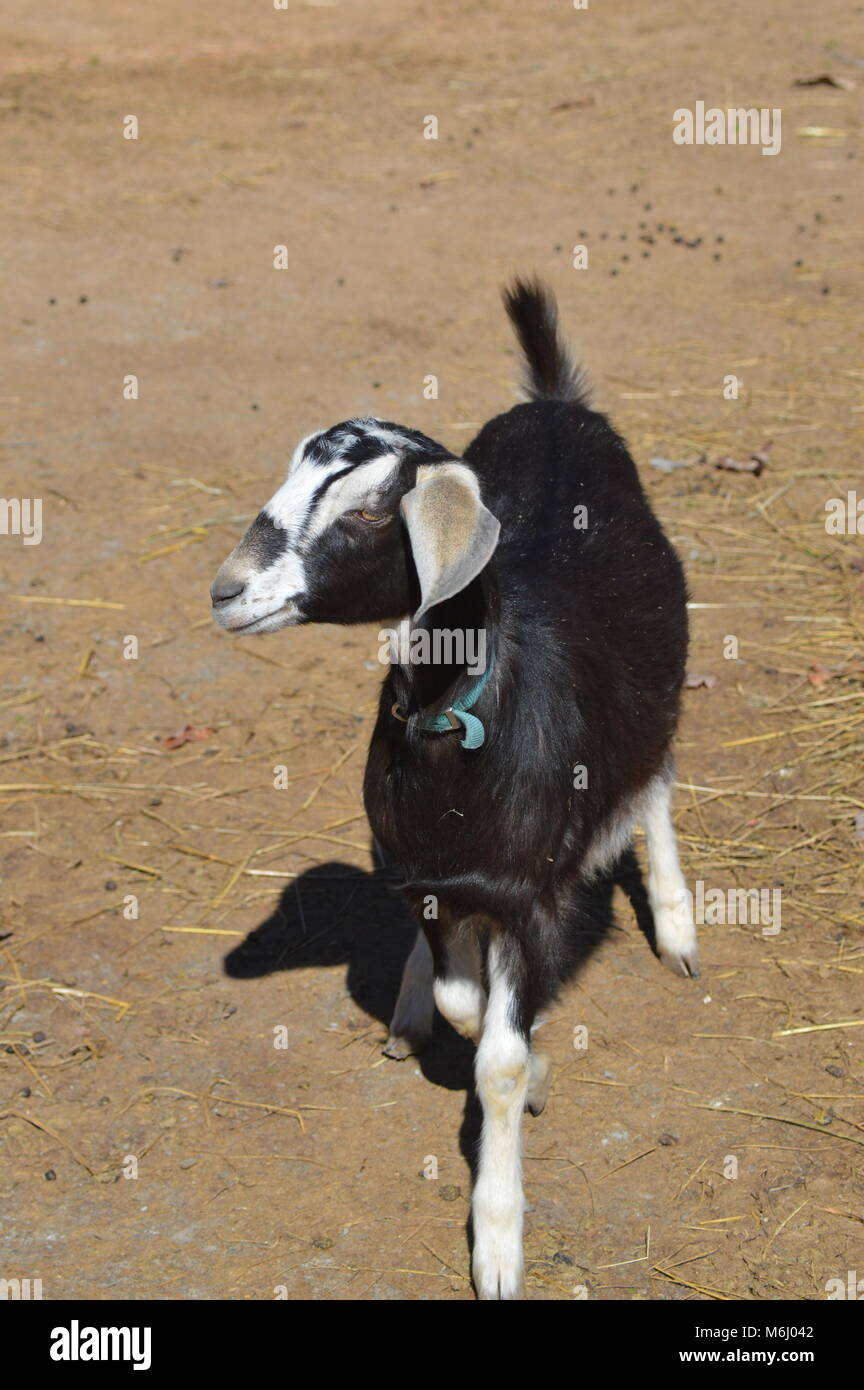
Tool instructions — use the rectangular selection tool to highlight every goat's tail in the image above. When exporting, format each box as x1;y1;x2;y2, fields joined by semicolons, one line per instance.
503;276;591;406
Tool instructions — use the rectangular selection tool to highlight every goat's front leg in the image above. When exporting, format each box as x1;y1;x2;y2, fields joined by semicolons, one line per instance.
472;934;532;1300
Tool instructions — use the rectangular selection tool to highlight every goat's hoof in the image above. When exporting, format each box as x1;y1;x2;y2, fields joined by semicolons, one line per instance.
472;1217;525;1299
659;946;700;980
382;1032;426;1060
525;1052;551;1116
476;1284;523;1301
473;1261;524;1301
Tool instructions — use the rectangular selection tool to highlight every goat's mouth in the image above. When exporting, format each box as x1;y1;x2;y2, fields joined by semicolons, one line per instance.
216;601;302;634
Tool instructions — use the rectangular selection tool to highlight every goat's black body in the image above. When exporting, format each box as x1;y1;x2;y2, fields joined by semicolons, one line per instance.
364;398;688;1029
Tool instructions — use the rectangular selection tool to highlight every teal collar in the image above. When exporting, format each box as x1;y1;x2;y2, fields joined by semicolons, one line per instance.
391;658;493;750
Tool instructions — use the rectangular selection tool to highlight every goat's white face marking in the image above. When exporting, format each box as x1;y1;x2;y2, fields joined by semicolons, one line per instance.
211;418;434;633
269;452;400;540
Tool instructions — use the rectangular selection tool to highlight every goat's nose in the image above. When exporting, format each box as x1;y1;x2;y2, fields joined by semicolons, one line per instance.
211;575;246;605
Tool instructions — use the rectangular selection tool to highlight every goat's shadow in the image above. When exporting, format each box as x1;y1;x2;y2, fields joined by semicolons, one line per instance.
224;845;656;1182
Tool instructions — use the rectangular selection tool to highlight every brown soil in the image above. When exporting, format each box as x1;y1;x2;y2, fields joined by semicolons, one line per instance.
1;0;862;1301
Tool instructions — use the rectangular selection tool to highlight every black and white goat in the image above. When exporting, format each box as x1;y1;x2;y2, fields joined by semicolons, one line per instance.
211;279;698;1300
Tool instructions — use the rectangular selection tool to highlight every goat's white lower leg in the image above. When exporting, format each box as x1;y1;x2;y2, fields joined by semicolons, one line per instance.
472;938;529;1300
433;925;486;1044
384;929;434;1058
642;775;699;978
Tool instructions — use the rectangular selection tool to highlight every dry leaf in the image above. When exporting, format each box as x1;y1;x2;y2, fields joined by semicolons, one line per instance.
807;659;864;688
550;96;595;111
793;73;855;90
714;440;772;477
162;724;217;750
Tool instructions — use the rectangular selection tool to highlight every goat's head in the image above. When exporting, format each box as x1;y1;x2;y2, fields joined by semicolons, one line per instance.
211;418;500;633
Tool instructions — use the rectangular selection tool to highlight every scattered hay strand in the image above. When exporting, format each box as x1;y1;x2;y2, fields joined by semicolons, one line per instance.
134;1084;305;1131
7;595;125;609
772;1020;864;1038
0;1109;95;1175
688;1102;864;1148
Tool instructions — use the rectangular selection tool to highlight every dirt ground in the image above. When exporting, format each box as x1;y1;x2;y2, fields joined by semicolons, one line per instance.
1;0;863;1301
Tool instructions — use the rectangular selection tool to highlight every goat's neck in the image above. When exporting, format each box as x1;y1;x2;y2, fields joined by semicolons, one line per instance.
396;575;497;717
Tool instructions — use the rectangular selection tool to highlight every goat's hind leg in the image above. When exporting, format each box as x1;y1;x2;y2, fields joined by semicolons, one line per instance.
642;774;699;978
525;1047;551;1117
384;917;487;1058
384;927;434;1059
432;920;486;1044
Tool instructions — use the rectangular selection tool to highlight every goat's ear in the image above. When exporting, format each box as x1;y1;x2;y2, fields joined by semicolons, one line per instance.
400;461;500;620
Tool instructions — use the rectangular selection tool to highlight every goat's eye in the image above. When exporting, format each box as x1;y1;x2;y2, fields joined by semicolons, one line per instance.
355;508;388;523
